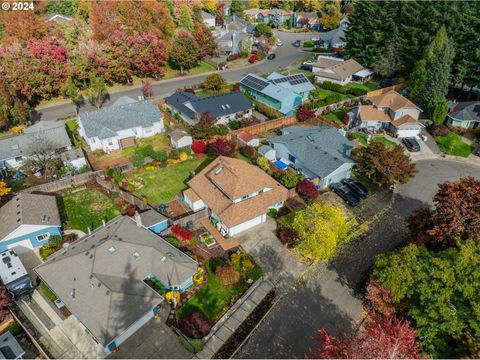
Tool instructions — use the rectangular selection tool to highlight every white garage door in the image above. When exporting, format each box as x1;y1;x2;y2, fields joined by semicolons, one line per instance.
397;129;420;138
228;215;265;236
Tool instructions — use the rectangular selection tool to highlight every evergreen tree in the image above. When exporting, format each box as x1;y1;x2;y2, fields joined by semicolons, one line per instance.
230;0;244;16
178;5;195;32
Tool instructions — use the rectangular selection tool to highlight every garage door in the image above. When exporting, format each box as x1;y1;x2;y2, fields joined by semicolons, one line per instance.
120;137;136;149
229;215;265;236
397;129;420;138
330;169;350;184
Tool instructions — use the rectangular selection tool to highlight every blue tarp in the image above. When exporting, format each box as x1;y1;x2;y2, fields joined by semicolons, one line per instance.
274;160;289;170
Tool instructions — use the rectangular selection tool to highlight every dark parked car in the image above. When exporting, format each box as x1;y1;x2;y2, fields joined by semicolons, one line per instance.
330;183;361;207
343;178;368;198
402;137;421;152
293;40;301;47
473;147;480;157
267;53;276;60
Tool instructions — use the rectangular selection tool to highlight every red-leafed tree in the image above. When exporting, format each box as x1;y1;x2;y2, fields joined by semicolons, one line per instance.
365;279;396;317
210;138;237;158
193;23;217;59
0;3;50;43
171;225;193;245
192;140;207;154
0;285;12;322
309;313;422;359
296;179;318;200
215;3;225;26
407;176;480;246
296;105;316;122
179;312;212;339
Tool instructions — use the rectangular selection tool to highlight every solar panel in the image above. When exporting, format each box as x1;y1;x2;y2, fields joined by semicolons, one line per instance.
241;75;269;91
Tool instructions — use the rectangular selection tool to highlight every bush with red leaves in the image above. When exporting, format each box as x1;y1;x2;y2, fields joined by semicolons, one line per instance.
171;224;193;245
241;145;257;159
296;105;316;122
279;228;296;246
232;82;241;91
192;140;207;154
210;138;237;157
179;312;212;339
431;124;449;136
0;285;12;323
248;54;258;63
296;179;318;200
123;204;138;217
227;53;239;61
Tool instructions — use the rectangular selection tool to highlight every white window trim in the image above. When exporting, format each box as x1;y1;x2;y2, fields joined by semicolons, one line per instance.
36;233;51;242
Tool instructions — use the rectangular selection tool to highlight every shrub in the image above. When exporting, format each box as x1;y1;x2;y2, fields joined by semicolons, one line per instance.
229;120;240;130
279;228;296;246
447;125;467;135
296;179;318;199
132;152;145;168
227;53;239;61
232;82;241;91
431;124;449;136
296;105;316;122
40;235;63;260
348;86;367;97
153;149;168;162
267;208;278;218
123;204;138;217
214;124;229;136
231;251;256;273
277;206;291;217
179;312;212;339
169;149;179;160
279;170;301;189
192;140;207;154
139;144;155;158
248;54;258;63
256;156;271;173
325;93;343;105
320;81;344;93
216;265;240;285
253;101;282;120
172;224;193;245
241;145;257;159
303;40;314;48
211;138;237;157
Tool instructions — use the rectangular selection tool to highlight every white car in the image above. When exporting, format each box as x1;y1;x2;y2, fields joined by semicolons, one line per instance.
276;40;282;46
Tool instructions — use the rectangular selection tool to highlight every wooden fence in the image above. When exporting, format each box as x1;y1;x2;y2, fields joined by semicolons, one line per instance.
95;177;149;210
22;171;104;194
171;207;209;228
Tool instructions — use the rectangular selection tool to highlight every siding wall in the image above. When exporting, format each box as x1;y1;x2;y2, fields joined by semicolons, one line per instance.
0;226;62;253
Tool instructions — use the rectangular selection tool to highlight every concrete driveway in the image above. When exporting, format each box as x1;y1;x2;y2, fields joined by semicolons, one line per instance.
237;217;307;288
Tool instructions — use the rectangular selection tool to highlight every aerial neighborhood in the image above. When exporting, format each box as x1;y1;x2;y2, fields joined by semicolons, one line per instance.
0;1;479;359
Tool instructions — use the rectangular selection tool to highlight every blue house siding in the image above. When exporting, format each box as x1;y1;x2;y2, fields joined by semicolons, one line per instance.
148;220;168;235
150;274;194;293
0;226;62;252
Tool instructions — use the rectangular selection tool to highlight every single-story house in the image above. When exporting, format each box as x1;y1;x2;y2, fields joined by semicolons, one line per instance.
356;90;422;138
240;73;303;115
0;331;25;359
270;125;354;189
136;209;169;235
202;11;216;27
294;12;320;30
0;193;61;254
312;57;367;85
266;72;316;101
0;121;86;171
35;215;198;354
446;101;480;129
164;91;253;125
183;156;288;237
169;129;193;149
78;96;165;152
237;131;259;147
258;145;276;161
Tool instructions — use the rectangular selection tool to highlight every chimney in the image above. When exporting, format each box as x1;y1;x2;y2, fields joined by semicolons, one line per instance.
134;211;142;227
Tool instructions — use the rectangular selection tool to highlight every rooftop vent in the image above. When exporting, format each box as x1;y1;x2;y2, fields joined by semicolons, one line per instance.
41;215;51;224
108;246;116;254
161;252;174;262
133;251;140;259
215;167;223;175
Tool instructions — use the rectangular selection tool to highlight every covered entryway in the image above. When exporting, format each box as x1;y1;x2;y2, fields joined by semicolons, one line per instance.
120;137;136;149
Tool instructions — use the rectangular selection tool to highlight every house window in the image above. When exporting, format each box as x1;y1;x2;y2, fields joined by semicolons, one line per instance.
288;153;296;162
108;139;114;146
241;194;250;200
36;233;50;242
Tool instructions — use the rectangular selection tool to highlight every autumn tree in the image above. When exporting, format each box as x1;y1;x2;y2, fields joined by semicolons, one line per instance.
352;142;416;188
296;105;315;122
0;182;11;199
406;176;480;247
0;285;12;323
203;74;226;91
210;139;237;158
192;140;207;154
365;279;396;317
190;112;216;139
84;75;107;109
178;5;195;32
193;23;217;59
310;313;421;359
291;202;352;263
203;0;217;14
0;80;30;126
296;179;318;200
61;77;83;115
0;3;50;43
169;29;199;73
215;3;225;26
319;1;342;30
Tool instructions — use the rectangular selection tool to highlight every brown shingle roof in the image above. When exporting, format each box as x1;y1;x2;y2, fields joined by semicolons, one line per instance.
391;114;420;128
186;156;288;227
313;59;364;81
238;131;256;143
358;106;391;122
367;91;419;111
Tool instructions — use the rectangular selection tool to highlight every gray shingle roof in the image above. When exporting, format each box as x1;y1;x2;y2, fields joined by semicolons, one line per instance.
270;126;354;178
225;15;254;33
35;215;197;346
258;145;274;155
79;97;163;139
0;331;25;360
165;91;253;121
449;102;480;122
0;193;61;240
139;209;167;228
0;122;71;162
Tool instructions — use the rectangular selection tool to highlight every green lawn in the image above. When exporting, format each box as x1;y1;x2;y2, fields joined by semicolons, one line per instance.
65;119;85;147
60;188;121;232
236;152;253;164
122;133;171;156
349;132;397;150
135;157;212;206
324;109;346;123
177;259;260;322
344;81;380;93
39;282;56;301
195;84;234;98
436;132;472;157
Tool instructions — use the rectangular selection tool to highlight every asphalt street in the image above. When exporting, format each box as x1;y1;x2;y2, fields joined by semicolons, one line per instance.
237;159;480;359
34;31;313;122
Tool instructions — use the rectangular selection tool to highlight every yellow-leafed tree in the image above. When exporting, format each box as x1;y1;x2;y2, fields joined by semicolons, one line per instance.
0;182;11;199
292;202;352;263
203;0;217;14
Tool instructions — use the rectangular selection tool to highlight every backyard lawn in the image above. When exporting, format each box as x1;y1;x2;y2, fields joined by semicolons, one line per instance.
435;132;472;157
122;133;171;155
195;84;234;98
324;108;346;124
344;81;380;93
60;188;121;232
135;156;212;206
177;258;262;322
349;133;397;150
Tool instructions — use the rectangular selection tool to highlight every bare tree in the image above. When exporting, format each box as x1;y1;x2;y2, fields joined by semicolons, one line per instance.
26;137;62;178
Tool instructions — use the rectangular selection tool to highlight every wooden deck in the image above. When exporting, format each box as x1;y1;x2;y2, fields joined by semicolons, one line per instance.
201;218;239;251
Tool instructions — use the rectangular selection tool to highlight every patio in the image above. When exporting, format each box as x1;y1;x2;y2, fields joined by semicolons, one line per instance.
201;218;239;252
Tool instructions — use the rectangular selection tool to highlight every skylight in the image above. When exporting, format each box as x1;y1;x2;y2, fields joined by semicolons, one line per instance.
215;167;223;175
108;246;116;254
133;251;140;259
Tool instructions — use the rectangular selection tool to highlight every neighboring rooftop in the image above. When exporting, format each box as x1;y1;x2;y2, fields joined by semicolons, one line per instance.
237;131;257;143
449;101;480;122
187;156;288;227
168;129;191;142
270;126;354;178
35;215;197;347
313;58;364;81
0;331;25;360
138;209;167;228
358;105;391;122
266;72;315;94
0;121;71;161
0;193;61;240
79;97;163;139
367;90;420;111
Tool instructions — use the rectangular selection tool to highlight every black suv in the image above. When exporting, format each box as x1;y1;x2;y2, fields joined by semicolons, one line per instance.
330;183;361;207
293;40;301;47
343;178;368;198
267;53;276;60
402;137;420;152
